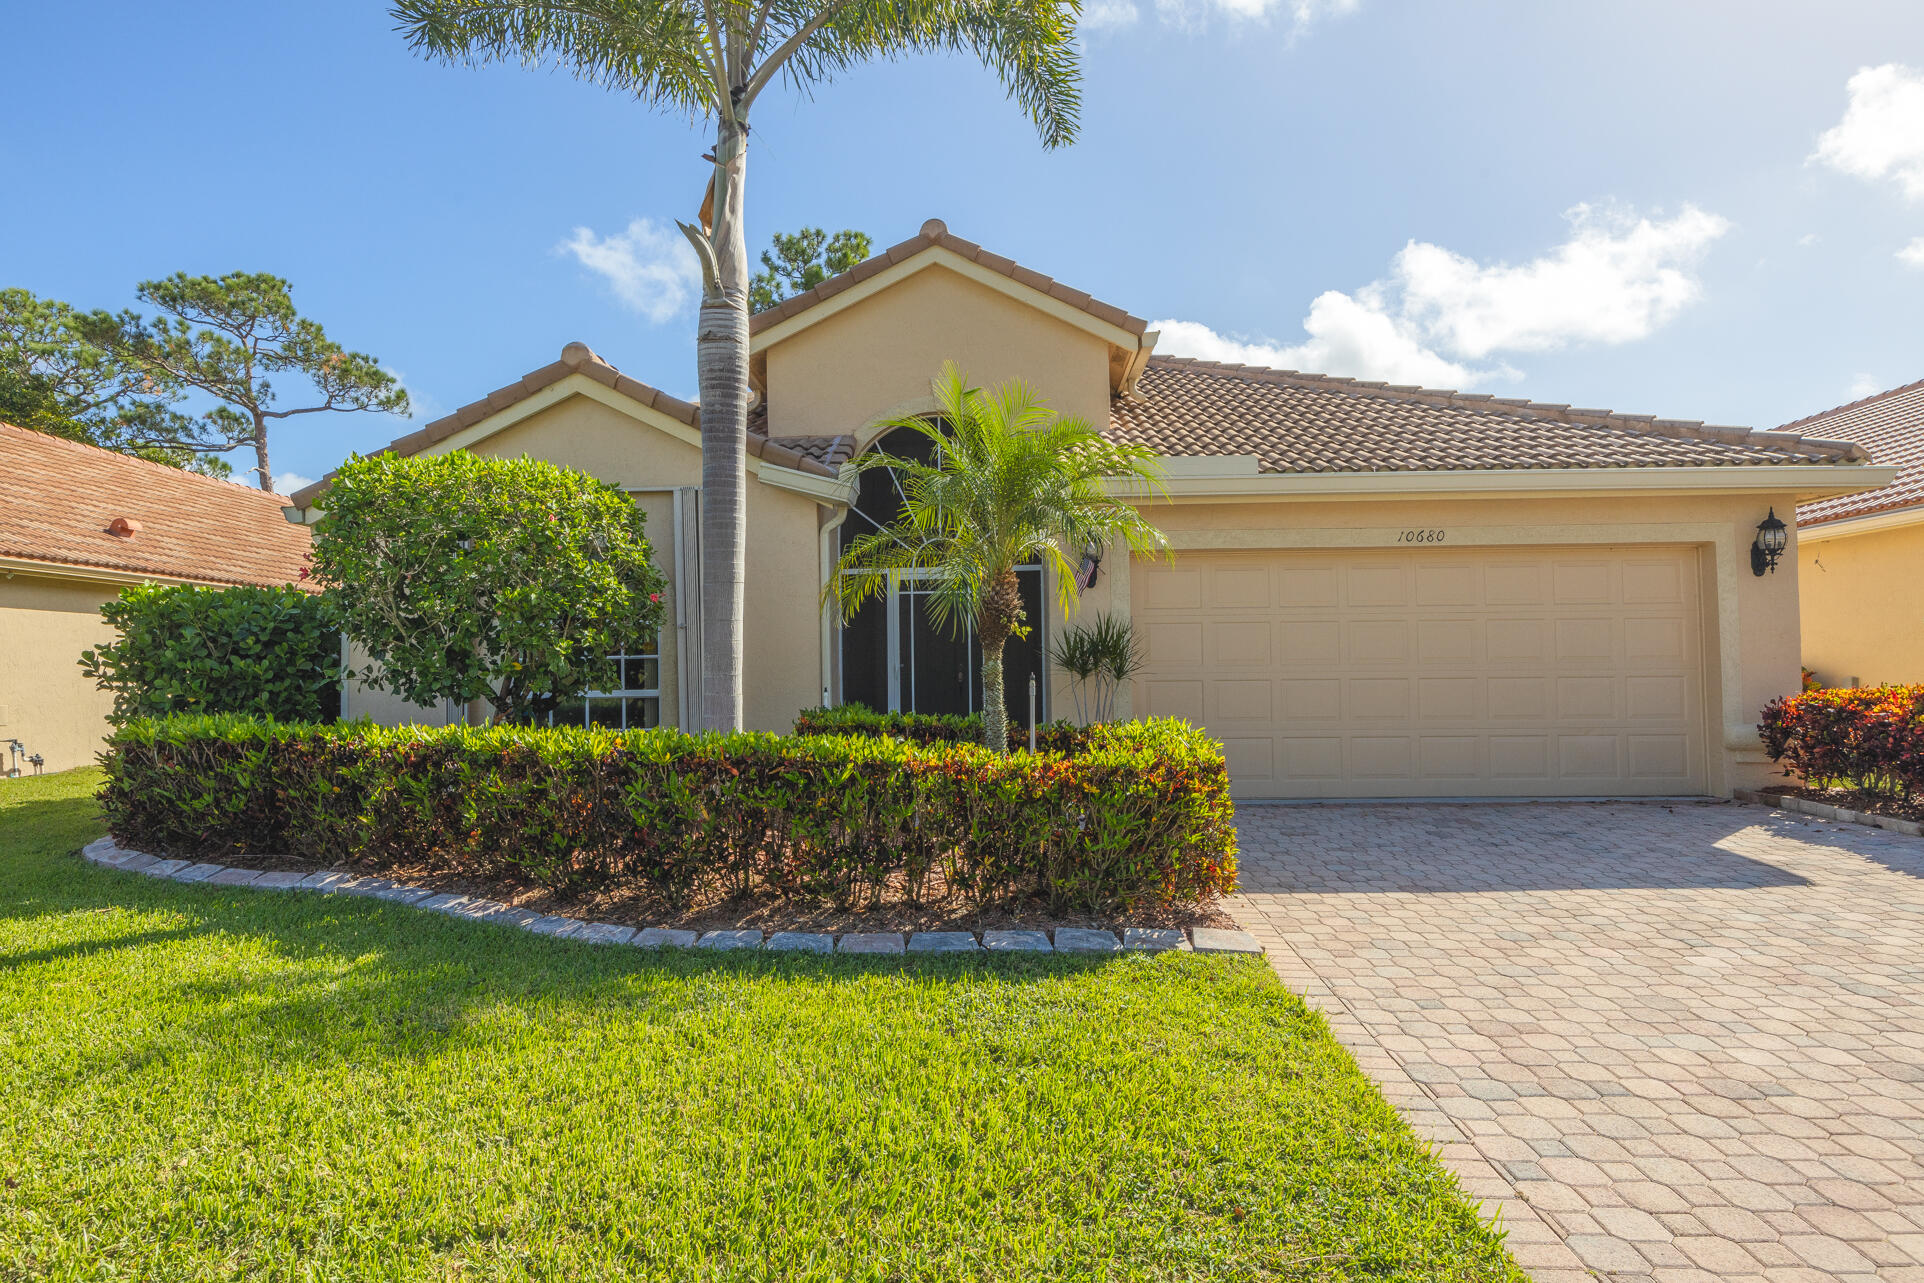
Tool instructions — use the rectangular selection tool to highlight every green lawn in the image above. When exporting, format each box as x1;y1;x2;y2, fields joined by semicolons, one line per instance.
1;768;1522;1282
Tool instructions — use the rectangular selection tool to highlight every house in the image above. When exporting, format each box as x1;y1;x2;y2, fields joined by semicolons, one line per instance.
0;423;314;774
1786;380;1924;688
287;219;1892;799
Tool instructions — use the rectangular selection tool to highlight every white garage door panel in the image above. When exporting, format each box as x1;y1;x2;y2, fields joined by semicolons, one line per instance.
1133;547;1707;798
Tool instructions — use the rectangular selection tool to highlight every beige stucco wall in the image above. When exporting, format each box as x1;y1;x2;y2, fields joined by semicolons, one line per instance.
760;263;1116;443
1799;518;1924;687
0;571;120;774
441;394;829;733
1112;490;1808;797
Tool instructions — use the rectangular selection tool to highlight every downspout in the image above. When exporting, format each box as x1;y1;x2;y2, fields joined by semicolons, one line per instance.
819;499;852;707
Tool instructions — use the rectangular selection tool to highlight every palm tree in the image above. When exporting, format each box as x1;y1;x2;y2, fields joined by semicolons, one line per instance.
827;363;1167;752
390;1;1081;733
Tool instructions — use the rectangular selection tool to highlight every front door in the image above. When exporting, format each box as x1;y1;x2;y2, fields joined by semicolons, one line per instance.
841;566;1047;729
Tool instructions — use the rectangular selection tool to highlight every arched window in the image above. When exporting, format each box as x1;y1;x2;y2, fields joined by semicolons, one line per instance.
837;424;1046;729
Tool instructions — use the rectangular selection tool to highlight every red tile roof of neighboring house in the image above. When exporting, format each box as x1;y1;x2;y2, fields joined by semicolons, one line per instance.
0;422;313;587
748;218;1149;338
1785;380;1924;527
288;342;847;508
1108;357;1870;472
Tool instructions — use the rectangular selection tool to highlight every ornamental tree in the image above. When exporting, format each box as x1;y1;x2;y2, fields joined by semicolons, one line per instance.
311;452;668;725
97;272;410;490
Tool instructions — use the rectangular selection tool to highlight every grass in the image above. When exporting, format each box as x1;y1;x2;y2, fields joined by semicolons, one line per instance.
1;767;1523;1282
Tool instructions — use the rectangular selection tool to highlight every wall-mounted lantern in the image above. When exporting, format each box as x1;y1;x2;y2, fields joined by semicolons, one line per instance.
1751;508;1788;577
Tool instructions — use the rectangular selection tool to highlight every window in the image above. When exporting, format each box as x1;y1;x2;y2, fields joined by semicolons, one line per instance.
552;643;662;730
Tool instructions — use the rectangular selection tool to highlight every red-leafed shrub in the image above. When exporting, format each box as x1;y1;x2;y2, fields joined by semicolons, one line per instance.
98;715;1237;914
1759;685;1924;797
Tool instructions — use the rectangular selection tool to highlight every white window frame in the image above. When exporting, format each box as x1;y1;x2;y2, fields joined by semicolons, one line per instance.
552;643;663;730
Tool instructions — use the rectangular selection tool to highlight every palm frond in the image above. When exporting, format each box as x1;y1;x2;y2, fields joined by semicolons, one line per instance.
390;0;716;115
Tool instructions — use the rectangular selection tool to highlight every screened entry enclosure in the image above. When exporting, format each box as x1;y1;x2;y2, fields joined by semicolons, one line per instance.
838;426;1047;731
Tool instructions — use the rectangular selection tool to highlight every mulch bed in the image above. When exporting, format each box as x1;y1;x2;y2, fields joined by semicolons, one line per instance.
199;847;1237;935
1759;783;1924;825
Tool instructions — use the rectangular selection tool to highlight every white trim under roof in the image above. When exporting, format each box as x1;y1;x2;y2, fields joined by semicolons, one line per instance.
1796;501;1924;543
1125;462;1897;502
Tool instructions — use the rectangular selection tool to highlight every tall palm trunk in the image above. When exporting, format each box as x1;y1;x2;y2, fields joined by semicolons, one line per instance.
978;568;1024;753
694;119;750;731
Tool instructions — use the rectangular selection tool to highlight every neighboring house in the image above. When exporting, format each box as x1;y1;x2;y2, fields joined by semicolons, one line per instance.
288;219;1891;800
0;423;313;774
1787;380;1924;689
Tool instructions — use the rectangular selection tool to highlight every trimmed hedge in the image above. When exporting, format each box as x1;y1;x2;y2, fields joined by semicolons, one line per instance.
792;704;1090;753
100;716;1238;913
1760;684;1924;797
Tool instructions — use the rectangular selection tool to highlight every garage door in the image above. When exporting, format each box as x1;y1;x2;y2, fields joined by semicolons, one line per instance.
1133;547;1707;798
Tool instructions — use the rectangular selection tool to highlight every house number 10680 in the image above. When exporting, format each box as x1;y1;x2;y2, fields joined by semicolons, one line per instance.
1396;529;1446;543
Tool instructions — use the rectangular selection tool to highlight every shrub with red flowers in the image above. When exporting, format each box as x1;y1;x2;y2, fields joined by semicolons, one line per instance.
1759;684;1924;797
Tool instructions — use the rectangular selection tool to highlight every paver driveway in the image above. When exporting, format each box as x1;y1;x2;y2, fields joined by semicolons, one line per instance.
1230;800;1924;1283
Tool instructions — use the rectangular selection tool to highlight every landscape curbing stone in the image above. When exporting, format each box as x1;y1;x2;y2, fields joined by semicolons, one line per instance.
907;931;978;953
981;929;1052;953
698;929;763;951
1190;927;1263;955
766;932;833;953
84;839;1263;959
1735;786;1924;839
837;932;905;955
1122;927;1189;952
634;927;698;949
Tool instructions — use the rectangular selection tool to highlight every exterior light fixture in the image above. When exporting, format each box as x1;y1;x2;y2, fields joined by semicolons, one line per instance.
1751;508;1788;577
1075;540;1103;591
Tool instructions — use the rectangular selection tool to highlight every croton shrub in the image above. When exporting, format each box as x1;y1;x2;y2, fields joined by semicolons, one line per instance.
99;716;1238;913
1759;684;1924;797
792;704;1090;753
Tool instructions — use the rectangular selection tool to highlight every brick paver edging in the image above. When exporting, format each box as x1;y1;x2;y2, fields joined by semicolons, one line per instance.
1734;786;1924;838
78;838;1263;957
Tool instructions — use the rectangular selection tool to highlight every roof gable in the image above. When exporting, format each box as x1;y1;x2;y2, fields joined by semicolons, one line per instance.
1787;379;1924;527
1110;357;1870;475
288;342;846;508
0;423;312;587
748;220;1152;375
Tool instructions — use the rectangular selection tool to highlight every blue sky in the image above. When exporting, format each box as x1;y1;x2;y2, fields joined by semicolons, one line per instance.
6;0;1923;491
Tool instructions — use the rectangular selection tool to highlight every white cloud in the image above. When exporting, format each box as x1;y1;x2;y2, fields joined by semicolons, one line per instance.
1092;0;1356;34
1154;302;1483;390
558;217;702;323
1797;232;1821;247
1899;237;1924;268
1081;0;1140;28
1154;202;1729;390
1391;204;1730;358
1812;64;1924;201
1847;374;1885;400
273;471;316;496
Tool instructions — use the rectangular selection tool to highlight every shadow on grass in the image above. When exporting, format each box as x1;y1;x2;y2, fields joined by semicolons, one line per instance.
2;788;1175;1080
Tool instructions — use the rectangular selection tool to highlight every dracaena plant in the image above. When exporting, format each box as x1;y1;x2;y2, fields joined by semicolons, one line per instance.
389;0;1081;733
826;362;1167;754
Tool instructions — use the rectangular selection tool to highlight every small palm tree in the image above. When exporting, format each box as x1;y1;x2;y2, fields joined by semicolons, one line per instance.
827;363;1167;752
